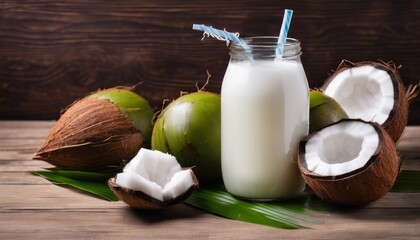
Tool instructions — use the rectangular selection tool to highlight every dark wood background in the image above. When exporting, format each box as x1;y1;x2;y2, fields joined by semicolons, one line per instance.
0;0;419;124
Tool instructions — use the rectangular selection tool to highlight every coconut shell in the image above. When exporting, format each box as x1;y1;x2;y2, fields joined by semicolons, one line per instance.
298;119;401;206
87;88;154;143
107;172;199;210
33;98;143;170
322;60;408;142
108;178;165;210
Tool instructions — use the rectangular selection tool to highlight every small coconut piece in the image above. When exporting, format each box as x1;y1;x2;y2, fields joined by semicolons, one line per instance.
298;119;401;206
321;60;408;142
108;148;198;210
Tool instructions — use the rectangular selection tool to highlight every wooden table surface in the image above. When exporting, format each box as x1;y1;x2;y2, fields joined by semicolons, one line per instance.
0;120;419;239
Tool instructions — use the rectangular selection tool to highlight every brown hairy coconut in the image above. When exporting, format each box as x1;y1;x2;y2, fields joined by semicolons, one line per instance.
33;87;154;170
298;119;401;206
33;98;143;170
321;60;408;142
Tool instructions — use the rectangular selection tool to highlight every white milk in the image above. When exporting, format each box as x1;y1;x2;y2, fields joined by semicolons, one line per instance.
221;60;309;200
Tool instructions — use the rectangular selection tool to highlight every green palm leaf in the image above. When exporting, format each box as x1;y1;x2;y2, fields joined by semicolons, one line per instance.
31;169;420;229
185;186;324;229
32;171;119;201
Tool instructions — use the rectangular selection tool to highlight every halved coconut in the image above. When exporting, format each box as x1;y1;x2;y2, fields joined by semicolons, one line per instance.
108;148;198;210
298;119;401;206
321;61;408;142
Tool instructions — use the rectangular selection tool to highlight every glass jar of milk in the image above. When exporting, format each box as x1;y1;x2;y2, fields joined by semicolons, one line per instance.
221;37;309;201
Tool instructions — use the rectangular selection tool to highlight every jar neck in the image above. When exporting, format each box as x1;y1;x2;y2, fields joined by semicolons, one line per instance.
229;37;302;61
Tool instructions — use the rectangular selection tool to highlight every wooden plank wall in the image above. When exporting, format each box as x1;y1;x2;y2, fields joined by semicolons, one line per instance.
0;0;419;124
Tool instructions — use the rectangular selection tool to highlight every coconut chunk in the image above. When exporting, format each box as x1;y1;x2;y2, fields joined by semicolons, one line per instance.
162;169;194;201
115;172;163;201
304;120;379;177
113;148;197;206
125;149;182;187
123;150;150;179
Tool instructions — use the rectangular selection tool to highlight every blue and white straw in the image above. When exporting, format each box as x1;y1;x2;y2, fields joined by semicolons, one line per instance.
192;24;254;62
276;9;294;59
192;24;247;46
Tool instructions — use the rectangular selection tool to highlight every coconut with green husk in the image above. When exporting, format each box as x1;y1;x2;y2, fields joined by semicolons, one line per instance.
321;60;409;142
33;87;154;170
309;90;348;133
152;91;221;184
298;119;401;206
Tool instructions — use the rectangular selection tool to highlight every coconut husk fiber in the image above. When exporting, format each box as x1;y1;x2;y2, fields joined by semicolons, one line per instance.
33;98;143;170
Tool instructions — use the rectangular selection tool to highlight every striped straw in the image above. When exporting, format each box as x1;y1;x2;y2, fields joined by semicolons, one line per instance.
276;9;294;58
192;24;246;45
192;24;254;62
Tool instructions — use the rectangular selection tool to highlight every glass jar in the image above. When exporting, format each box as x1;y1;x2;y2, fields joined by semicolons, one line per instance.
221;37;309;200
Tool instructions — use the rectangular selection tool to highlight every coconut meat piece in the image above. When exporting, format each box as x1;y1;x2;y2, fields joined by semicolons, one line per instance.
162;169;194;201
323;65;395;124
304;121;379;177
116;148;194;202
123;148;182;187
115;172;164;201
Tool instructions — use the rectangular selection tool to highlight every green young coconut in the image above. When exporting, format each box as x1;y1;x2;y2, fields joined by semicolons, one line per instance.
87;88;154;142
152;92;221;184
309;90;348;133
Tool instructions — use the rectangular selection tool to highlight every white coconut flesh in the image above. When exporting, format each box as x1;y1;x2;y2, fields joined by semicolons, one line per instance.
324;65;395;124
303;121;379;177
115;148;194;202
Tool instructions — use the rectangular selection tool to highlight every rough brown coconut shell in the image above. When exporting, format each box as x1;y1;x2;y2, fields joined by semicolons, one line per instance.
298;119;401;206
33;98;143;170
321;60;408;142
107;173;199;210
